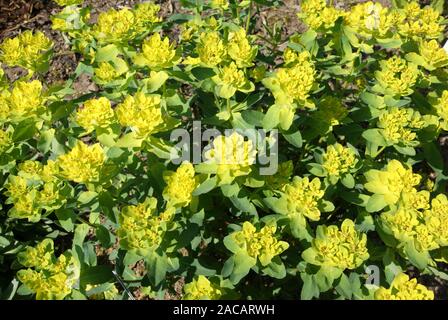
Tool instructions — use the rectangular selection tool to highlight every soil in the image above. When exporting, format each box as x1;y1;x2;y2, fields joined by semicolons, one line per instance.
1;0;448;300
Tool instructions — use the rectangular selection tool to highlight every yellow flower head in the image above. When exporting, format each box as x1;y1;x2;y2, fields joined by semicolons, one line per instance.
210;0;229;10
0;31;52;72
375;56;418;96
397;1;444;40
418;39;448;70
16;239;79;300
163;162;198;208
303;219;369;270
364;160;421;206
203;132;257;185
94;62;122;82
345;2;394;38
54;0;83;5
298;0;344;31
57;141;105;184
93;8;135;43
434;90;448;131
4;175;28;200
283;176;325;225
425;194;448;247
381;206;438;252
115;92;164;138
375;273;434;300
6;80;46;120
0;129;13;154
18;160;43;180
134;33;180;69
183;275;222;300
117;197;174;252
231;221;289;266
41;160;60;182
283;48;311;66
75;97;115;133
133;2;161;28
197;31;226;67
18;238;54;270
213;62;254;99
227;27;257;68
264;56;315;105
322;143;357;177
377;107;425;146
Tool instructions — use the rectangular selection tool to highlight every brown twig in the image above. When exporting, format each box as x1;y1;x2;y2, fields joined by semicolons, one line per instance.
0;12;46;38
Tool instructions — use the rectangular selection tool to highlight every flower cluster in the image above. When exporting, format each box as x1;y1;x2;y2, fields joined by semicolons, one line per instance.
117;197;175;253
374;57;419;96
377;107;425;147
134;33;180;70
75;97;115;133
4;160;65;222
282;176;325;227
92;4;160;44
212;62;254;99
183;275;222;300
115;92;165;138
434;90;448;131
398;1;444;40
298;0;344;31
345;2;395;39
303;219;369;270
0;80;46;122
16;239;79;300
374;273;434;300
322;143;358;178
203;132;257;185
227;221;289;266
57;141;105;184
263;52;315;105
0;31;53;73
163;162;198;208
364;160;421;207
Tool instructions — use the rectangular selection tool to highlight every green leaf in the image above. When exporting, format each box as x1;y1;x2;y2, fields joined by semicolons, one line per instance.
307;163;326;177
191;67;216;81
366;194;387;213
430;0;445;14
37;129;55;153
300;273;318;300
12;121;36;142
362;129;386;146
262;256;286;279
55;209;76;232
96;225;113;248
403;241;431;270
335;273;352;299
95;44;120;62
230;251;256;284
80;265;114;287
193;176;217;195
283;128;302;148
230;195;257;215
78;191;98;205
146;251;168;286
341;174;355;189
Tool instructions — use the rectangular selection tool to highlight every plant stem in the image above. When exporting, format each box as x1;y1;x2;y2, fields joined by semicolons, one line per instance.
245;1;252;33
